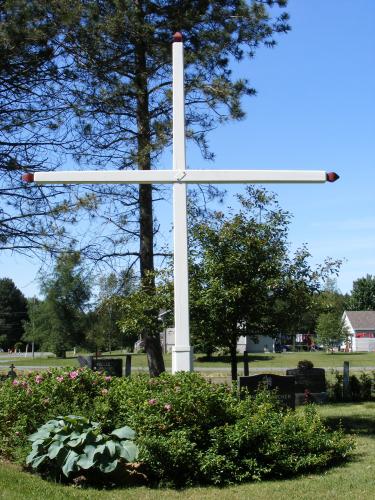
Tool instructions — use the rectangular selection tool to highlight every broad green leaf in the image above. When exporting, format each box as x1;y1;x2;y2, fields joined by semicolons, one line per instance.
30;454;48;469
47;442;64;460
83;444;96;460
62;450;79;477
92;444;106;457
28;429;50;441
110;426;135;440
77;453;95;470
26;449;39;465
31;439;44;450
106;440;116;457
99;459;118;474
118;441;139;462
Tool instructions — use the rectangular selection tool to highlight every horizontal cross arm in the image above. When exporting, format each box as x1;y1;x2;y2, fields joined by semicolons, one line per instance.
23;170;338;185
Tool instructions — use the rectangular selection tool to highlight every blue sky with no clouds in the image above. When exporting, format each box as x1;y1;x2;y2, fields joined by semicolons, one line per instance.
1;0;374;297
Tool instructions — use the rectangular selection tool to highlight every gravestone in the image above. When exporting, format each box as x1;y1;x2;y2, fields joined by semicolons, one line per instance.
286;367;326;405
238;374;295;409
92;358;123;377
78;355;93;369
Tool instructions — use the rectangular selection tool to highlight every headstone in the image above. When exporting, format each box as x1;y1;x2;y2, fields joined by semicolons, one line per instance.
238;374;295;409
78;355;93;369
93;358;123;377
286;367;326;405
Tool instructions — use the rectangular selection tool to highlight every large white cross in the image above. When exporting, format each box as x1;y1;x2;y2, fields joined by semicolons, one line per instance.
23;32;339;373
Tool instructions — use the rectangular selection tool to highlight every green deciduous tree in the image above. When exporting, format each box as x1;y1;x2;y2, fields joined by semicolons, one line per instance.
23;252;91;356
85;270;137;352
0;278;28;349
349;275;375;311
316;312;349;353
189;188;340;379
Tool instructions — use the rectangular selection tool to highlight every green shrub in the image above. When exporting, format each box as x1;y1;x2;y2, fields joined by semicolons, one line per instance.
0;370;355;487
0;367;111;459
26;415;138;483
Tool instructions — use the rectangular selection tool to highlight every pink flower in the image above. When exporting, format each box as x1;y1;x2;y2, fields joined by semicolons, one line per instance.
105;376;112;382
148;399;157;405
69;371;79;380
56;376;64;383
164;404;172;412
21;381;28;387
12;380;20;386
35;375;43;384
101;389;108;396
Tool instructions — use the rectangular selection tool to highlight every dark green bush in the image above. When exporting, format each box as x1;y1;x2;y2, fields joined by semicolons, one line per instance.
0;369;355;487
327;370;374;402
297;360;314;370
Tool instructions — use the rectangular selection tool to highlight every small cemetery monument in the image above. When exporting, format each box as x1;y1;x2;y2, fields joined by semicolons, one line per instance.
286;360;326;405
238;373;296;409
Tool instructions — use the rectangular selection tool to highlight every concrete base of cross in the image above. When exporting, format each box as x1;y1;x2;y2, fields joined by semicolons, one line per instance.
172;346;194;373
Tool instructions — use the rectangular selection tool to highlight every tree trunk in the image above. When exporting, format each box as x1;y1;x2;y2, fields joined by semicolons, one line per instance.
230;341;238;381
135;8;165;376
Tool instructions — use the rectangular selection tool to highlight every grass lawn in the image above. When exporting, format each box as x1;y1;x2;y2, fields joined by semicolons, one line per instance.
0;402;374;500
2;351;375;372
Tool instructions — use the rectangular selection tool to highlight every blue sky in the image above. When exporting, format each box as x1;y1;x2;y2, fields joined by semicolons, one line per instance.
1;0;374;297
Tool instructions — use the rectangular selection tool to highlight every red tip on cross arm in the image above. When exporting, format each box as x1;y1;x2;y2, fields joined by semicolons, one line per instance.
173;32;183;42
326;172;340;183
22;173;34;182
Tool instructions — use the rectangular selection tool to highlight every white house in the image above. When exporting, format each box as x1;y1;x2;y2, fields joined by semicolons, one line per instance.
237;335;275;354
342;311;375;352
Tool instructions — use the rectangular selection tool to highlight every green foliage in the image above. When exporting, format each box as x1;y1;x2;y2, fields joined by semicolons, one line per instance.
349;274;375;310
316;313;349;351
0;278;28;350
0;367;111;459
189;187;341;379
327;370;374;402
26;415;138;481
23;253;91;356
0;371;355;487
116;276;173;341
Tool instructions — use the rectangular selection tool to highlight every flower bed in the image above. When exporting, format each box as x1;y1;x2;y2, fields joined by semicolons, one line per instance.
0;369;354;487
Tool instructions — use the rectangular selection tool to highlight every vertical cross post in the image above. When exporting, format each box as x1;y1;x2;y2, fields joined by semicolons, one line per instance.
172;32;193;372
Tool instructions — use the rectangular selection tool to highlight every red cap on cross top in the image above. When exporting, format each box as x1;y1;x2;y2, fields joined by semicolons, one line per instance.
22;173;34;182
173;32;183;42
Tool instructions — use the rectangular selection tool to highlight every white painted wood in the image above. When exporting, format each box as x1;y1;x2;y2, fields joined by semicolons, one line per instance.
172;35;192;373
33;169;327;185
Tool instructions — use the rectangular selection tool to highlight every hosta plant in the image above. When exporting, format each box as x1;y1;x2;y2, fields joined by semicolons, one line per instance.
26;415;138;481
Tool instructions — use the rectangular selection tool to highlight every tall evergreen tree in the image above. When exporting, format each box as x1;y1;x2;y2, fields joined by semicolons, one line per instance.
0;278;28;349
60;0;290;375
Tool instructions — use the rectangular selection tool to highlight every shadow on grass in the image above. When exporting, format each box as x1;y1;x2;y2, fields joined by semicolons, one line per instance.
196;355;275;363
324;413;375;436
